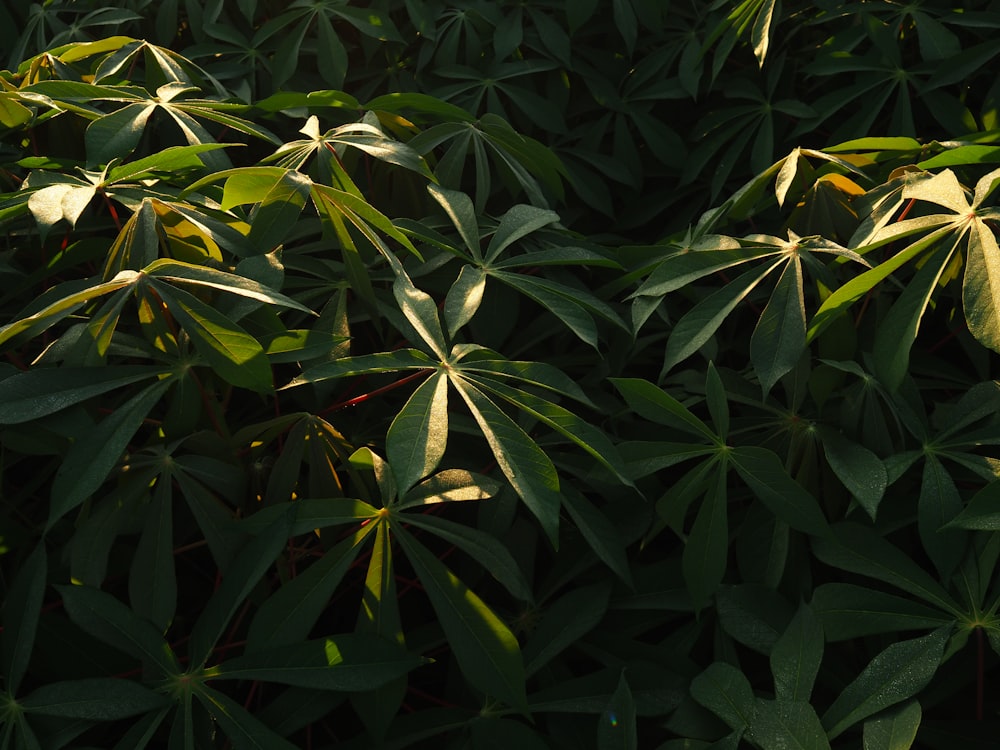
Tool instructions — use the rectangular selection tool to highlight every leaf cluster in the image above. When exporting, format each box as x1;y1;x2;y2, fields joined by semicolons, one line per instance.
0;4;998;750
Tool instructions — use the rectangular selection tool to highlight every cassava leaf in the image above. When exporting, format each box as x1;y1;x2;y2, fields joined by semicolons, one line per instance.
395;525;528;712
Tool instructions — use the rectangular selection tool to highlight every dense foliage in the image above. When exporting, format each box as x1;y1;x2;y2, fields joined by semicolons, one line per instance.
1;1;999;748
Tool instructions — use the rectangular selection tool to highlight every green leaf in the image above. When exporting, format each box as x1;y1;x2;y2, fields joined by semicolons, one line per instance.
630;244;769;298
819;428;887;520
400;512;532;601
918;456;966;578
2;543;46;695
387;369;448;495
397;469;504;509
463;372;631;485
0;272;140;349
751;699;831;750
352;518;405;741
751;0;779;67
610;378;717;443
663;262;783;376
428;184;481;260
211;635;422;691
807;225;954;342
561;488;633;585
248;170;312;254
522;582;610;677
189;512;292;668
395;525;528;712
770;603;823;702
445;264;487;337
484;204;560;264
470;717;550;750
247;526;375;649
56;584;179;677
862;700;921;750
705;362;730;440
283;350;435;388
85;102;156;166
129;478;176;632
456;357;595;406
945;480;1000;530
195;686;298;750
683;470;728;610
812;524;963;617
599;671;637;750
821;626;949;739
690;662;757;732
730;446;829;536
48;378;172;528
487;271;600;349
153;281;272;392
873;245;958;390
811;583;954;641
145;258;314;314
393;269;449;360
963;216;1000;352
451;376;561;547
751;259;806;395
22;678;168;719
26;182;97;240
107;144;231;184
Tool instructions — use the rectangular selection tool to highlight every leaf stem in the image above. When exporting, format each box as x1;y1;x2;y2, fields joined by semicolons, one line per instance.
320;370;429;414
977;625;984;720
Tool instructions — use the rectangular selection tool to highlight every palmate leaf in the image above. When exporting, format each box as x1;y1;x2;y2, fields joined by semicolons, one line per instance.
268;117;435;181
394;525;528;712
